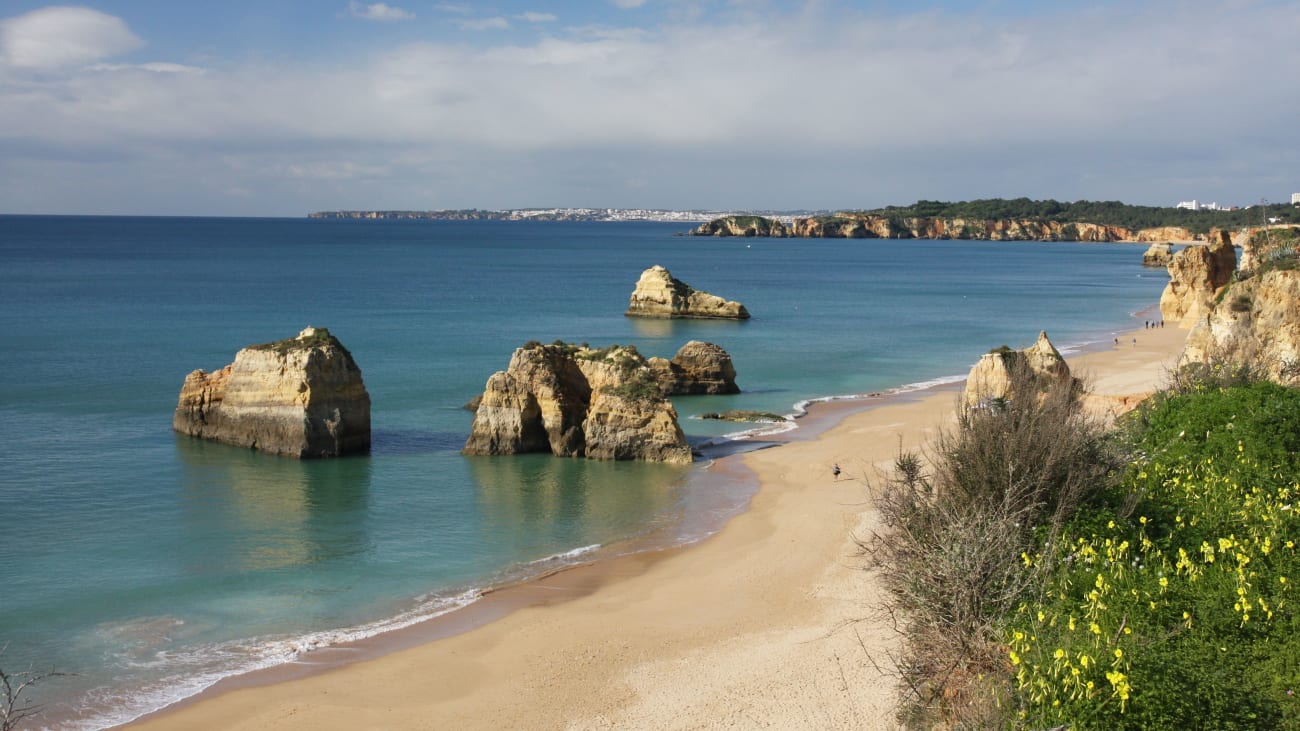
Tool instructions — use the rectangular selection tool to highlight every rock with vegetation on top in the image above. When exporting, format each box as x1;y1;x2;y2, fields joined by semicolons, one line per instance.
963;331;1078;407
174;327;371;458
1181;268;1300;384
462;341;692;463
648;340;740;395
700;410;787;423
1141;242;1175;266
691;216;789;238
625;265;750;320
1159;239;1237;327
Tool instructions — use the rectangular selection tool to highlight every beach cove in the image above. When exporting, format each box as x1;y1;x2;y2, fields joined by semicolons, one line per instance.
128;323;1188;730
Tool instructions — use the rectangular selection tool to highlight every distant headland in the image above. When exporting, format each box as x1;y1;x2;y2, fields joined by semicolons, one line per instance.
307;207;813;224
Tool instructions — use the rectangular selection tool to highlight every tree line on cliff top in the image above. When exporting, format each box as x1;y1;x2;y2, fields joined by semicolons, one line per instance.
850;198;1299;234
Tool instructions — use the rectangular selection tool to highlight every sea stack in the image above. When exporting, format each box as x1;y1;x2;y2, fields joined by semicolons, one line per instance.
174;327;371;458
1141;242;1175;267
463;342;692;464
648;340;740;395
963;331;1078;408
625;265;750;320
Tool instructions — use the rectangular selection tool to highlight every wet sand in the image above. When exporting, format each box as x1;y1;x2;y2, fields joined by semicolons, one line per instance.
128;323;1188;730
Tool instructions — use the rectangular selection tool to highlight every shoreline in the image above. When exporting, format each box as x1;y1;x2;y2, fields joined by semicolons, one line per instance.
125;320;1188;730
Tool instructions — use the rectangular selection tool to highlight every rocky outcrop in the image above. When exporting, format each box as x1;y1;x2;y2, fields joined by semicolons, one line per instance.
963;331;1078;407
1181;270;1300;384
1159;240;1237;327
1142;242;1175;266
625;265;750;320
648;341;740;395
462;342;692;464
692;216;789;238
785;214;1132;241
701;410;786;423
1131;227;1201;243
174;327;371;458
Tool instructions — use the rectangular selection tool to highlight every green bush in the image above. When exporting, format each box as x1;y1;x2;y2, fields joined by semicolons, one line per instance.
1007;383;1300;729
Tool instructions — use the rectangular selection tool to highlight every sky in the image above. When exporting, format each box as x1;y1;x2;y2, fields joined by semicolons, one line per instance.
0;0;1297;216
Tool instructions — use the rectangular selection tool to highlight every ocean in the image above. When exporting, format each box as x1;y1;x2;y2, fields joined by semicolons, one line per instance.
0;216;1167;728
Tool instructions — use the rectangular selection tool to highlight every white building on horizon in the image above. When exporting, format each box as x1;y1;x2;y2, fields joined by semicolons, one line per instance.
1292;192;1300;205
1176;200;1226;211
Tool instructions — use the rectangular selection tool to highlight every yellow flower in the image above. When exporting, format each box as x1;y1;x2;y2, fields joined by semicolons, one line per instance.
1114;648;1124;659
1054;648;1066;660
1010;650;1021;666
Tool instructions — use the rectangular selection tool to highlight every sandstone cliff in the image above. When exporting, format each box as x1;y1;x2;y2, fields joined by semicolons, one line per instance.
1142;242;1175;266
1158;240;1237;327
692;216;789;238
1181;269;1300;384
462;342;692;464
625;265;750;320
174;327;371;458
648;340;740;395
963;331;1078;407
785;214;1131;241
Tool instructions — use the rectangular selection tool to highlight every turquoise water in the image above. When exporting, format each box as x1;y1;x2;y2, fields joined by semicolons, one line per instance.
0;217;1167;728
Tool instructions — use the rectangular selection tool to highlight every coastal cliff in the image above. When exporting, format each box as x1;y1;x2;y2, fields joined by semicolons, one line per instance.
963;331;1078;407
685;214;1258;244
463;342;692;464
625;265;750;320
1181;269;1300;383
174;327;371;457
648;340;740;395
1142;242;1175;266
1158;240;1237;327
691;216;790;238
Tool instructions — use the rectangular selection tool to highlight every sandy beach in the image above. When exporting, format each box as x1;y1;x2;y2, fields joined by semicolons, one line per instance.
128;323;1188;731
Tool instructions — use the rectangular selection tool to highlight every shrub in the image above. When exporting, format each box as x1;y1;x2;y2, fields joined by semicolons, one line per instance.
869;368;1121;728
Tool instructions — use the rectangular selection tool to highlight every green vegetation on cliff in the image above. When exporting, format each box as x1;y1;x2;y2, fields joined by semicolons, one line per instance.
873;368;1300;729
857;198;1300;235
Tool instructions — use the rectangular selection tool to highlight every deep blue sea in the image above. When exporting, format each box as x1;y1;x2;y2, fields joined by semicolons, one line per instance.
0;216;1167;728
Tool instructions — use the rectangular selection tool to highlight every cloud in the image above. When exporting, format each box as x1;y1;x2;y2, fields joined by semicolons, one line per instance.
2;1;1299;214
1;6;142;69
349;2;414;22
611;0;649;8
516;12;558;23
87;61;204;74
456;16;510;31
434;3;474;15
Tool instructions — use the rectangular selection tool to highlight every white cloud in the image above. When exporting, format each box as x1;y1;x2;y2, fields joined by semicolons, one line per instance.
2;1;1299;214
457;16;510;31
516;12;558;23
87;61;203;74
1;6;142;69
434;3;474;15
611;0;649;8
349;2;414;22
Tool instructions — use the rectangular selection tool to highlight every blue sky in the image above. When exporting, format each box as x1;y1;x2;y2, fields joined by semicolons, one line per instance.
1;0;1297;215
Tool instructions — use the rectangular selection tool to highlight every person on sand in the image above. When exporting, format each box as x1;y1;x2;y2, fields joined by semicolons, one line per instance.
832;463;841;480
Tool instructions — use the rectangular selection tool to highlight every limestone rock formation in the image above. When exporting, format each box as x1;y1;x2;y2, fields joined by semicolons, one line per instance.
648;341;740;395
701;410;786;423
174;327;371;457
1142;242;1175;266
786;214;1132;242
625;265;750;320
963;331;1078;407
1181;269;1300;384
1159;240;1237;327
1131;227;1200;243
463;342;692;464
691;216;789;238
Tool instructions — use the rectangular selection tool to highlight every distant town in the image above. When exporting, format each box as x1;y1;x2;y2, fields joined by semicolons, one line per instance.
310;196;1300;225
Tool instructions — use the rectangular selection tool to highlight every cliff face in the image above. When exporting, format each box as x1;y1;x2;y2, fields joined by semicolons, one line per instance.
463;343;692;464
1159;240;1237;327
963;331;1077;407
1131;227;1203;243
174;327;371;458
625;265;750;320
1181;269;1300;384
785;214;1131;241
692;216;789;238
648;340;740;395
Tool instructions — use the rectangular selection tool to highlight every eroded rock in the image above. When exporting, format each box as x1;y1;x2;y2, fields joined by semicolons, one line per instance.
963;331;1078;407
648;340;740;395
1159;240;1237;327
174;327;371;458
625;265;750;320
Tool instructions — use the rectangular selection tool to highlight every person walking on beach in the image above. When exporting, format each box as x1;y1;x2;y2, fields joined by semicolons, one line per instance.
832;463;841;480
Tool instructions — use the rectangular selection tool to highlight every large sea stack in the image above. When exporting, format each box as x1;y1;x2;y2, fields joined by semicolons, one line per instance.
963;331;1078;407
174;327;371;458
463;342;692;464
625;265;750;320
